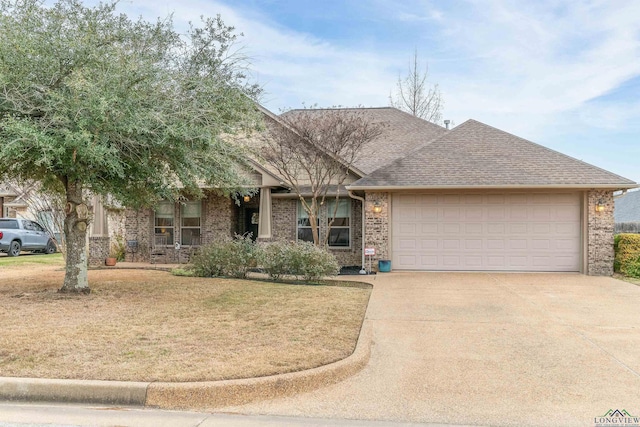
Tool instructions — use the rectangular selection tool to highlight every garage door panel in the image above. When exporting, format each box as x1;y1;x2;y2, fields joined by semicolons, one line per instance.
465;223;483;234
392;192;581;272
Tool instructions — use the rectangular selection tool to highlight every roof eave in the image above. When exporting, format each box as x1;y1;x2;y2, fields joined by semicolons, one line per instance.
347;183;639;191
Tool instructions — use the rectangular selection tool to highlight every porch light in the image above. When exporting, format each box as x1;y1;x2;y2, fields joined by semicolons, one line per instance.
243;195;251;203
595;199;605;213
372;202;382;214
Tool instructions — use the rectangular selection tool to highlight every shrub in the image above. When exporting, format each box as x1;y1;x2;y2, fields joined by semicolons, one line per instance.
261;241;339;282
191;235;259;279
109;235;126;262
614;233;640;278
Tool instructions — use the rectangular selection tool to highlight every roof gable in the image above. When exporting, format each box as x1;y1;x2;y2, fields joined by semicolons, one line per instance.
350;119;637;189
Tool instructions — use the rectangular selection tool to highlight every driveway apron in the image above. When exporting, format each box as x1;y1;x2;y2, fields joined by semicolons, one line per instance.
221;273;640;427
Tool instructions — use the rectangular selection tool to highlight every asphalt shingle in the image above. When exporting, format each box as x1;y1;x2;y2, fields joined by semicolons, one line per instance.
614;190;640;222
350;119;636;188
281;107;447;175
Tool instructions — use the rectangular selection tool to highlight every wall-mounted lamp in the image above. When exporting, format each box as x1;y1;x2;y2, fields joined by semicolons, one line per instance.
372;202;382;214
243;195;251;203
595;199;605;213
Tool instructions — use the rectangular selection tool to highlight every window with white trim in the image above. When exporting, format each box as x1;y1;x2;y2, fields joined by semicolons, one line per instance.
297;200;318;243
181;201;201;246
327;199;351;248
154;201;174;245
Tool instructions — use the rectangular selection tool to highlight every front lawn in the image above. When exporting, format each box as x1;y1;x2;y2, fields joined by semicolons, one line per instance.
0;252;63;267
0;268;370;382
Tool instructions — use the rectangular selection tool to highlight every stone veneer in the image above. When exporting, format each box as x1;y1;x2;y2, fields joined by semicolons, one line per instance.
587;189;615;276
88;236;110;267
363;192;389;269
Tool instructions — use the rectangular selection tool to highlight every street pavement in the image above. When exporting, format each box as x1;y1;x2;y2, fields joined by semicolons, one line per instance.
0;402;472;427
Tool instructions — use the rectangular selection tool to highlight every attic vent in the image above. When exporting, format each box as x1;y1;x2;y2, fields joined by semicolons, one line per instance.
444;119;451;130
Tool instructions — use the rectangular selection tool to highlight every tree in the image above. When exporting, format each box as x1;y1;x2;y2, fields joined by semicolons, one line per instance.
389;49;443;124
260;108;383;246
0;0;260;293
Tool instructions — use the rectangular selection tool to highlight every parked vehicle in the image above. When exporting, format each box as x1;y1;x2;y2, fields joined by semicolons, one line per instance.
0;218;57;257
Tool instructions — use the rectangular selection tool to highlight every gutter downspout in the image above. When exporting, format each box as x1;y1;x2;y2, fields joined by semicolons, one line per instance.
348;191;367;274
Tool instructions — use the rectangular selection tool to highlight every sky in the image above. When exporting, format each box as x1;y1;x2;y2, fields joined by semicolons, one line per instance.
111;1;639;183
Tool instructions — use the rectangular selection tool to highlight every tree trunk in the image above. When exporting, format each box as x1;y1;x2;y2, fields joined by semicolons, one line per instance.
59;180;90;294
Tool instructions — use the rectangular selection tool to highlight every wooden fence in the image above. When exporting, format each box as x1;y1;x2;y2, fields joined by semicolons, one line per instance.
615;222;640;234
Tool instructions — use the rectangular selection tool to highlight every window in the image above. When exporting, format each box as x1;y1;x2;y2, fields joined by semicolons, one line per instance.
154;201;174;245
181;201;201;246
297;200;318;243
327;199;350;247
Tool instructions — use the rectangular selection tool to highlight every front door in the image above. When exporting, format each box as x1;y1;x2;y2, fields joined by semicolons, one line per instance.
245;208;259;241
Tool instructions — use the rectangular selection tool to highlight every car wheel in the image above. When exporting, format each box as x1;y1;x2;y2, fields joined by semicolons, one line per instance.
8;240;21;257
44;240;57;254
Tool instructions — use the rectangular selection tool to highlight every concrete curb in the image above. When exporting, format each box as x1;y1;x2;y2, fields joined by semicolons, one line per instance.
146;319;373;410
0;320;373;409
0;378;148;405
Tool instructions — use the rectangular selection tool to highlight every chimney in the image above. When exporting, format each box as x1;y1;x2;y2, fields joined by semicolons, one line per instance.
444;119;451;130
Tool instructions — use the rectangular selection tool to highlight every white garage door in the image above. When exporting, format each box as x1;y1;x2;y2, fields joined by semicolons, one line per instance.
392;192;581;272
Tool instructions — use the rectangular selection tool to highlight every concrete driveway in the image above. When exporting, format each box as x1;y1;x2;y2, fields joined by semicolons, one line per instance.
222;273;640;427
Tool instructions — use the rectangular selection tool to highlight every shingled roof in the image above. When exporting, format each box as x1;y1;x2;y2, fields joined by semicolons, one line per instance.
281;107;447;175
349;119;637;189
615;190;640;222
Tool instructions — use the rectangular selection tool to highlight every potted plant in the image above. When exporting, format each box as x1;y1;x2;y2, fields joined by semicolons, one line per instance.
106;235;126;266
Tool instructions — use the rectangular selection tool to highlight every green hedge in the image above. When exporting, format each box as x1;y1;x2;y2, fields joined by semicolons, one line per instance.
614;233;640;277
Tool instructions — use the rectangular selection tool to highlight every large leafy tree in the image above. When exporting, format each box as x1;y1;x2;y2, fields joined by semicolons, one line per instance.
0;0;260;293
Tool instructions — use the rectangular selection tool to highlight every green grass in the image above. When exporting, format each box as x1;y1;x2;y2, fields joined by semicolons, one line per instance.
0;252;64;267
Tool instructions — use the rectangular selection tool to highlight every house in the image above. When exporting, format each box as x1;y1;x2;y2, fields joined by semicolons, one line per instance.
107;106;636;275
0;182;24;218
614;190;640;234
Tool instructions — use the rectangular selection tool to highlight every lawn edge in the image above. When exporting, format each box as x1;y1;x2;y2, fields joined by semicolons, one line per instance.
0;378;148;405
145;319;373;410
0;318;373;409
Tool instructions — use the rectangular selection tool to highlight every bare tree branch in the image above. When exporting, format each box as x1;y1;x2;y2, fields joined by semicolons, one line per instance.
390;49;443;124
258;108;383;246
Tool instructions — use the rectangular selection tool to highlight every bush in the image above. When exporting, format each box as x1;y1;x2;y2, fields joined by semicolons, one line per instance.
261;241;340;282
191;235;259;279
109;234;126;262
614;233;640;278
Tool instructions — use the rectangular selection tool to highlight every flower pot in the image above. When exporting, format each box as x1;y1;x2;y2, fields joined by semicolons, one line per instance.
105;257;117;266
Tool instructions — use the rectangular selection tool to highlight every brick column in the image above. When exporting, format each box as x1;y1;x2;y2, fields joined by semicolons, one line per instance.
587;189;614;276
364;192;390;269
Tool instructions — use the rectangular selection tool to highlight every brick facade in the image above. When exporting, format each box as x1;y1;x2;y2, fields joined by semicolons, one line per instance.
587;189;615;276
269;197;362;267
111;188;618;274
115;193;362;266
363;191;389;269
88;236;110;266
270;198;297;242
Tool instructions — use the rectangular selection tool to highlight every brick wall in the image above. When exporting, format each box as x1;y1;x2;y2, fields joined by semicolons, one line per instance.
88;236;110;266
270;198;297;241
201;192;237;246
587;189;614;276
122;192;237;263
363;192;389;269
268;197;362;266
124;208;151;262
